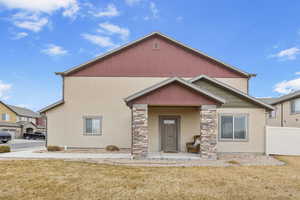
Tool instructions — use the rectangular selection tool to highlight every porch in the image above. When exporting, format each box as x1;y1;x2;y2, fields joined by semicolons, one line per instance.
124;77;226;159
131;104;218;159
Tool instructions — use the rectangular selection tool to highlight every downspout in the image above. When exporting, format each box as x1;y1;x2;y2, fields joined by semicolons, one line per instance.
130;106;133;156
45;115;48;147
247;77;249;94
281;103;283;127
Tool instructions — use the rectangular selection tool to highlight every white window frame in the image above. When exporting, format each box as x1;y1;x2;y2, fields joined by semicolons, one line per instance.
83;116;102;136
218;113;248;142
1;113;10;121
290;98;300;114
269;109;276;119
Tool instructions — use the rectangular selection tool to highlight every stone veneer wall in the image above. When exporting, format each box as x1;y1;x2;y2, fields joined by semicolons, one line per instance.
200;106;217;159
132;104;148;159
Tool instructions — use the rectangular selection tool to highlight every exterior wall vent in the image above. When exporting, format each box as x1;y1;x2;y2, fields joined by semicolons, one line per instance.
153;41;160;50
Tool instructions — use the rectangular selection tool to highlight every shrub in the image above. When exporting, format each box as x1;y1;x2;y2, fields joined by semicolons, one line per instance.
227;160;240;165
0;146;10;153
105;145;120;152
47;146;62;152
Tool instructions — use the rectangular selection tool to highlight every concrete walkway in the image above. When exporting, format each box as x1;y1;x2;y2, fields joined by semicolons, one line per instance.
0;147;132;159
0;148;285;167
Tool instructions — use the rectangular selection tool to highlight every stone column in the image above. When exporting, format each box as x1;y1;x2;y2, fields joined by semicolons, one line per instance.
131;104;148;159
200;105;217;160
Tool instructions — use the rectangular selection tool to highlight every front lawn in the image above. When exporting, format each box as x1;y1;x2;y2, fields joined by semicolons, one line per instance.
0;156;299;200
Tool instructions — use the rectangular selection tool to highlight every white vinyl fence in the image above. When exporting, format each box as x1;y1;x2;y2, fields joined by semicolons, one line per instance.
266;126;300;155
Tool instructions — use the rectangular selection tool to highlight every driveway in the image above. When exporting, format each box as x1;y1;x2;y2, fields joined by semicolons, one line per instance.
0;139;45;151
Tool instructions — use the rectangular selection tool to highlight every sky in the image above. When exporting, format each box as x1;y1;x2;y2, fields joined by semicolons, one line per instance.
0;0;300;111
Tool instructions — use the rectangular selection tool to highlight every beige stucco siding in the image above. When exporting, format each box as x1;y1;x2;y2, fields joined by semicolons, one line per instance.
46;76;252;149
216;78;248;93
266;101;300;128
148;107;200;152
266;104;282;127
282;101;300;127
217;108;267;153
47;77;169;148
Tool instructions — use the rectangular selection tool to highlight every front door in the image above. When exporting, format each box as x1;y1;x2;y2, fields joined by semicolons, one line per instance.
160;116;180;152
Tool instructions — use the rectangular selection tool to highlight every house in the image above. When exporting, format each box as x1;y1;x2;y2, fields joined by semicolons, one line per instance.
0;101;46;138
40;32;273;159
260;90;300;127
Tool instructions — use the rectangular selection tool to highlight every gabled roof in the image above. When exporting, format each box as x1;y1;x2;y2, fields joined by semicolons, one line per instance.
39;100;64;113
265;90;300;105
0;101;40;118
124;77;226;105
7;104;40;118
56;32;254;77
258;98;278;104
189;75;274;110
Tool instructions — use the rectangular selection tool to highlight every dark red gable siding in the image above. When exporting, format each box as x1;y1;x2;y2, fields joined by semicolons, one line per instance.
128;82;220;106
69;35;246;78
36;117;46;127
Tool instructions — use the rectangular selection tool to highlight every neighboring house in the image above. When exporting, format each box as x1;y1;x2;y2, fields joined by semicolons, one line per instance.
0;101;46;138
40;32;273;159
260;90;300;127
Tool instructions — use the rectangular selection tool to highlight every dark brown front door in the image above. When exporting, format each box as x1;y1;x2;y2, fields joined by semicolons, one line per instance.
160;116;180;152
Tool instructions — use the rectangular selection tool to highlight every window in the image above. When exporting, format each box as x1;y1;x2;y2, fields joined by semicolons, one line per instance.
269;110;276;118
291;98;300;114
83;116;102;135
219;114;248;140
1;113;10;121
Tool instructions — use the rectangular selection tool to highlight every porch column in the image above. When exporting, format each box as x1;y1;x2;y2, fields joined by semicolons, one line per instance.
200;105;217;159
131;104;148;159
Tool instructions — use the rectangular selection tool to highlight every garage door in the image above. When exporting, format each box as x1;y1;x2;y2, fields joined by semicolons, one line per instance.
266;126;300;155
1;129;17;139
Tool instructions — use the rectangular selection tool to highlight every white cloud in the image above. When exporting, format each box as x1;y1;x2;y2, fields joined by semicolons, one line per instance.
42;44;68;56
81;34;116;47
12;32;28;39
14;17;48;32
91;4;119;17
274;78;300;94
62;2;79;18
125;0;142;6
1;0;79;32
150;2;158;18
295;72;300;75
144;2;159;20
0;80;12;100
0;0;79;16
272;47;300;60
98;22;130;40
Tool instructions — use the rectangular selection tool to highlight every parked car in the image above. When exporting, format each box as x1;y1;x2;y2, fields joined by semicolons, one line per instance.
0;131;12;143
23;132;45;140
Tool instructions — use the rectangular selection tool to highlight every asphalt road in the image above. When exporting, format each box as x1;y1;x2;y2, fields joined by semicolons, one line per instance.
0;139;45;151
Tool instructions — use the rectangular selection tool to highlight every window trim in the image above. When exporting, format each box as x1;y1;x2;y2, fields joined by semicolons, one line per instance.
268;109;276;119
290;98;300;115
218;113;249;142
1;113;10;121
83;116;102;136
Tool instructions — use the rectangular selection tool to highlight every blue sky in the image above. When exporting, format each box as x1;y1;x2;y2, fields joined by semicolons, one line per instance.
0;0;300;111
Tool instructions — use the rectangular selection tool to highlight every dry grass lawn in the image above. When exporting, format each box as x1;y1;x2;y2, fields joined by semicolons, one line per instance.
0;156;299;200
